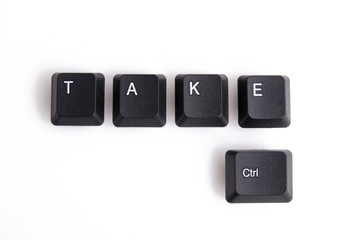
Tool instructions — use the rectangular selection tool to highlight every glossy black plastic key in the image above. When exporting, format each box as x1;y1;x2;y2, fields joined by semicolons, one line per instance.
51;73;104;126
238;75;290;128
113;74;166;127
226;150;293;203
175;74;228;127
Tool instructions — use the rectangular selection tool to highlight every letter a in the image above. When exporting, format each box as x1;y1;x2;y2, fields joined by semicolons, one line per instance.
126;82;138;96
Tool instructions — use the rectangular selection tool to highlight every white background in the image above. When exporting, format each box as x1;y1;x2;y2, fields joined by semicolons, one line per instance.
0;0;359;239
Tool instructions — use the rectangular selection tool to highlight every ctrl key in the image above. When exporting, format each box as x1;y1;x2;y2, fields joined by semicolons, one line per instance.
225;150;293;203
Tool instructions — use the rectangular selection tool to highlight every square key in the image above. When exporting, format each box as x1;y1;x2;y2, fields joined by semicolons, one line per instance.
113;74;166;127
175;74;228;127
51;73;104;126
226;150;293;203
238;75;290;128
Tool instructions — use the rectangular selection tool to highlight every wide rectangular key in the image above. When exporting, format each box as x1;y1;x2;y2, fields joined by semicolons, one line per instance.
226;150;293;203
175;74;228;127
238;75;290;128
51;73;104;126
113;74;166;127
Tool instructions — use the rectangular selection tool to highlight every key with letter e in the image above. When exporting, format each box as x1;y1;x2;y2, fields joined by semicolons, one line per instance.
238;75;291;128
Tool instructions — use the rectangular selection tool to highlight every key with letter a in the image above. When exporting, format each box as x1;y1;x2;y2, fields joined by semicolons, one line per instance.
113;74;166;127
238;75;291;128
175;74;228;127
51;73;105;126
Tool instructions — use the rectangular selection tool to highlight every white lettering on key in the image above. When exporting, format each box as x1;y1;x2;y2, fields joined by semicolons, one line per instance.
242;168;259;178
190;82;200;95
126;82;138;96
64;81;74;95
253;83;263;97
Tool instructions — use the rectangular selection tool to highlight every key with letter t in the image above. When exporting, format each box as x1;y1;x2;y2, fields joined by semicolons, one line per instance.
175;74;228;127
51;73;105;126
238;75;291;128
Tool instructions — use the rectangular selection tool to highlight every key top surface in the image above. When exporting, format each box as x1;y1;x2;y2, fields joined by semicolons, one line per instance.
175;74;228;127
238;75;290;128
226;150;292;203
113;74;166;127
51;73;104;126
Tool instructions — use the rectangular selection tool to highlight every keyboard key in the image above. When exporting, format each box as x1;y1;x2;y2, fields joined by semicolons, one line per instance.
226;150;293;203
238;75;290;128
113;74;166;127
175;74;228;127
51;73;104;126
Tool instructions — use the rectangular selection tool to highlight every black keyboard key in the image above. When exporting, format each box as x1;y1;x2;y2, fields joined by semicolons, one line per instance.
238;75;290;128
226;150;293;203
113;74;166;127
175;74;228;127
51;73;104;126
